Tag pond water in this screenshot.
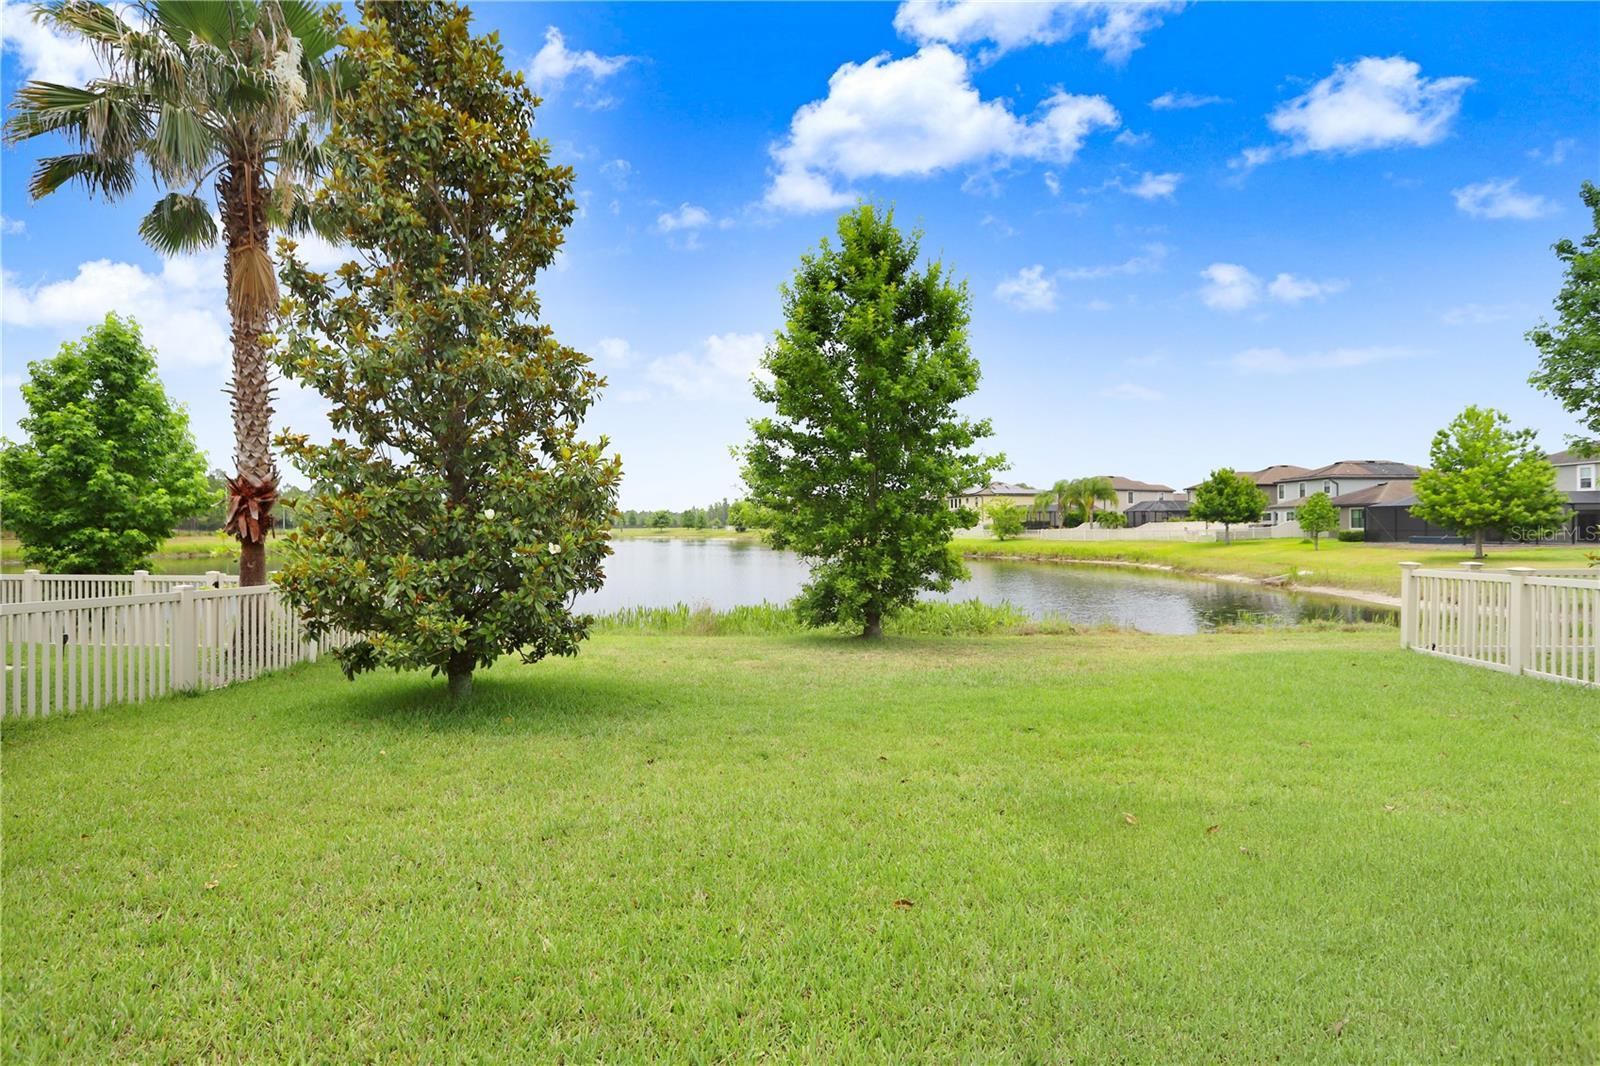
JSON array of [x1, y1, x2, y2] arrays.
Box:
[[12, 538, 1395, 633]]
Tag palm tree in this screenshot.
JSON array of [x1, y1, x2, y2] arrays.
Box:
[[1067, 476, 1118, 528], [5, 0, 342, 585], [1033, 479, 1074, 528]]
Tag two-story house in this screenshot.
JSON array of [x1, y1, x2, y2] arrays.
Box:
[[1264, 460, 1421, 531], [1101, 476, 1179, 514]]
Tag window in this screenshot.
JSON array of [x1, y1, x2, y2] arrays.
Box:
[[1323, 480, 1333, 494], [1581, 465, 1596, 490], [1298, 483, 1306, 498], [1128, 491, 1135, 504], [1350, 507, 1365, 530], [1277, 484, 1285, 501]]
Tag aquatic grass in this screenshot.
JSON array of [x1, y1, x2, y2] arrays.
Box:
[[593, 598, 1048, 637]]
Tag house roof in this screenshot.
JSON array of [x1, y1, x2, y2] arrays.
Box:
[[1300, 459, 1420, 480], [955, 481, 1038, 497], [1547, 450, 1597, 466], [1102, 476, 1174, 492], [1127, 499, 1191, 514], [1237, 464, 1312, 486], [1327, 481, 1419, 507]]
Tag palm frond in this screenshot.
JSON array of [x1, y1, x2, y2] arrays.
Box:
[[229, 241, 279, 319], [36, 0, 131, 48], [3, 81, 101, 143], [154, 0, 252, 54], [277, 0, 336, 61], [152, 101, 218, 182], [137, 191, 218, 254], [28, 152, 139, 199]]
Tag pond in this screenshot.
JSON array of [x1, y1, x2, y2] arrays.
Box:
[[15, 538, 1395, 633]]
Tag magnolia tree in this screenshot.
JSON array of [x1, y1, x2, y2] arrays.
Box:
[[273, 0, 621, 698], [741, 205, 1004, 637]]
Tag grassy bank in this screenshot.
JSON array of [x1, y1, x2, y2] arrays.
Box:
[[955, 536, 1597, 597], [608, 526, 761, 541], [1, 531, 238, 567], [4, 628, 1594, 1060]]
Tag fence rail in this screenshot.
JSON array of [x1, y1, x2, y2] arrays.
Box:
[[2, 572, 347, 720], [1400, 562, 1598, 686]]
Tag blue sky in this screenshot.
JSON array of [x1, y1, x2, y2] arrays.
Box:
[[2, 2, 1596, 509]]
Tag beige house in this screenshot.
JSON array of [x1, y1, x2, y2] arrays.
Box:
[[947, 482, 1043, 524], [1100, 476, 1178, 514], [1263, 460, 1420, 527]]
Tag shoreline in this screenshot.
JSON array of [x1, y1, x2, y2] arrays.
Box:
[[959, 550, 1403, 609]]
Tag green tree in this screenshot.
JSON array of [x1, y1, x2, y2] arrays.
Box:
[[740, 205, 1003, 638], [5, 0, 345, 586], [1413, 406, 1567, 559], [1190, 468, 1266, 544], [272, 0, 621, 698], [1294, 491, 1339, 550], [1068, 476, 1117, 528], [1093, 508, 1127, 530], [1033, 479, 1074, 528], [986, 501, 1025, 540], [0, 315, 210, 572], [1527, 181, 1600, 457], [728, 499, 774, 532], [651, 510, 674, 528]]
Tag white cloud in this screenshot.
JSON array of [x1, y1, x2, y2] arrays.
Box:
[[2, 253, 230, 368], [1200, 263, 1346, 310], [763, 46, 1119, 212], [1122, 170, 1181, 200], [1102, 382, 1163, 401], [593, 337, 635, 366], [600, 159, 632, 189], [1267, 56, 1473, 155], [1441, 303, 1524, 326], [1150, 90, 1228, 110], [0, 215, 24, 235], [1228, 145, 1276, 173], [1114, 129, 1151, 148], [1266, 272, 1347, 303], [646, 333, 768, 399], [893, 0, 1185, 64], [527, 26, 632, 104], [995, 265, 1057, 311], [1451, 178, 1557, 221], [1043, 171, 1061, 196], [1060, 243, 1167, 280], [655, 203, 712, 232], [1527, 138, 1576, 166], [1227, 345, 1418, 375], [0, 0, 103, 84], [1198, 263, 1261, 310]]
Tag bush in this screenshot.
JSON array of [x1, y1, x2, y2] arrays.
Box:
[[986, 501, 1026, 540], [1093, 510, 1127, 529], [1337, 529, 1366, 542]]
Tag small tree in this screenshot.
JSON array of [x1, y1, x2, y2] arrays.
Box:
[[1190, 468, 1266, 544], [1294, 491, 1339, 550], [1033, 480, 1073, 528], [0, 315, 210, 572], [273, 1, 621, 698], [1527, 181, 1599, 456], [740, 204, 1004, 638], [1068, 476, 1118, 528], [1413, 406, 1567, 559], [987, 501, 1026, 540], [651, 510, 674, 529]]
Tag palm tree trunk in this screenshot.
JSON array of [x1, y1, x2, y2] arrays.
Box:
[[219, 152, 279, 587]]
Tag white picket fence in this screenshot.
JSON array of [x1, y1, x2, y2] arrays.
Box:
[[1, 571, 348, 719], [1400, 562, 1599, 686]]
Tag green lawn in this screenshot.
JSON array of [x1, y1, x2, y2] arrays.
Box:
[[955, 536, 1598, 597], [1, 531, 238, 567], [4, 627, 1595, 1060]]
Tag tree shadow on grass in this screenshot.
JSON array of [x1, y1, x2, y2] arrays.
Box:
[[323, 658, 671, 736]]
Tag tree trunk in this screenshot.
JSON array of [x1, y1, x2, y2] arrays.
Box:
[[219, 151, 280, 587], [1223, 523, 1232, 544], [862, 606, 883, 639], [447, 652, 474, 699], [1474, 529, 1485, 560]]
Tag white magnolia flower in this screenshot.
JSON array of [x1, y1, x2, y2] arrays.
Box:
[[548, 542, 562, 555], [482, 509, 496, 521]]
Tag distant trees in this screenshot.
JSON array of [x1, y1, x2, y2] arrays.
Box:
[[1527, 181, 1599, 457], [740, 205, 1003, 638], [0, 316, 210, 572], [1068, 476, 1118, 528], [1413, 406, 1567, 559], [272, 0, 620, 698], [1190, 469, 1266, 544], [986, 501, 1026, 540], [5, 0, 345, 585], [1033, 480, 1073, 528], [1294, 492, 1339, 550]]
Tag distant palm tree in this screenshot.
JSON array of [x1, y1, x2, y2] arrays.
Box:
[[5, 0, 343, 585], [1067, 476, 1118, 528], [1033, 479, 1074, 528]]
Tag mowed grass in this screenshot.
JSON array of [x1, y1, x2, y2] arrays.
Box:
[[955, 535, 1598, 597], [4, 629, 1596, 1061]]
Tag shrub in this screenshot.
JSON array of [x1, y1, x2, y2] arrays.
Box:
[[986, 501, 1026, 540], [1337, 529, 1366, 542], [1094, 510, 1128, 529]]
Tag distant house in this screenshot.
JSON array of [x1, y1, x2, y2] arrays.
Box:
[[1347, 452, 1598, 543], [1126, 497, 1191, 527], [1263, 460, 1420, 528], [1548, 451, 1600, 541], [1101, 476, 1178, 514], [947, 482, 1042, 525]]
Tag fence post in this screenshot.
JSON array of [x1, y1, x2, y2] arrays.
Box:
[[172, 584, 197, 690], [1459, 561, 1483, 571], [21, 568, 40, 602], [133, 569, 150, 596], [205, 569, 222, 590], [1505, 567, 1533, 676], [1399, 562, 1421, 648]]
